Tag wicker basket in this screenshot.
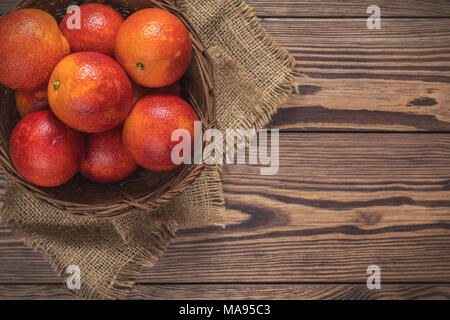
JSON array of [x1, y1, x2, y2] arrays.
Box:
[[0, 0, 216, 218]]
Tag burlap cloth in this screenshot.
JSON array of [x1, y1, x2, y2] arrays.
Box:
[[0, 0, 296, 299]]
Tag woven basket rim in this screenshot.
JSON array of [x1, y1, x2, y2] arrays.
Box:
[[0, 0, 216, 219]]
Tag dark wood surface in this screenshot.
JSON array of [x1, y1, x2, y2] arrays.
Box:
[[1, 284, 449, 300], [263, 18, 450, 131], [0, 0, 449, 299], [247, 0, 450, 18]]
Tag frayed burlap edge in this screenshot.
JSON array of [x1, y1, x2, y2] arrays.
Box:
[[176, 0, 298, 134], [228, 0, 297, 132]]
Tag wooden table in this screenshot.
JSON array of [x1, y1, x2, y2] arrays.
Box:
[[1, 0, 449, 300]]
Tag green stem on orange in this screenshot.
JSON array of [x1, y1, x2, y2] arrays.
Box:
[[53, 81, 60, 89], [136, 63, 144, 70]]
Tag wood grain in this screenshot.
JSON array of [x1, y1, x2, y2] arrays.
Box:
[[0, 284, 449, 300], [247, 0, 450, 17], [260, 18, 450, 131], [2, 0, 450, 18], [0, 134, 449, 283]]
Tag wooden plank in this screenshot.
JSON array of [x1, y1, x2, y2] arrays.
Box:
[[0, 134, 449, 283], [1, 0, 450, 18], [0, 283, 449, 300], [247, 0, 450, 17], [260, 18, 450, 131]]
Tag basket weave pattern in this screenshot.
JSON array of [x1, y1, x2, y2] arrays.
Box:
[[0, 0, 216, 218]]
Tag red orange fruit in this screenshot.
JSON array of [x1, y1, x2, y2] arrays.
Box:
[[48, 52, 133, 133], [80, 126, 138, 184], [9, 110, 84, 187], [15, 89, 49, 118], [0, 9, 70, 91], [123, 94, 198, 171], [114, 8, 192, 88], [60, 3, 124, 57]]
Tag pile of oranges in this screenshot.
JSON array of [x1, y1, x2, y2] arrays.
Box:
[[0, 3, 198, 187]]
